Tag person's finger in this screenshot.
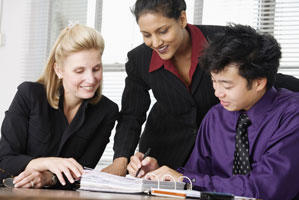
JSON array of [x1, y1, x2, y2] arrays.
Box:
[[67, 164, 82, 180], [141, 157, 153, 166], [129, 157, 142, 171], [63, 159, 83, 181], [13, 170, 31, 184], [18, 182, 33, 188], [60, 166, 75, 184], [142, 157, 159, 171], [53, 170, 66, 186], [14, 173, 35, 188], [32, 178, 42, 188], [136, 169, 145, 178], [70, 170, 81, 181], [29, 171, 43, 188], [134, 152, 144, 160], [126, 164, 135, 176], [68, 158, 83, 174], [145, 172, 158, 181]]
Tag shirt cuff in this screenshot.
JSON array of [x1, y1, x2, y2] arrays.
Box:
[[181, 169, 213, 191]]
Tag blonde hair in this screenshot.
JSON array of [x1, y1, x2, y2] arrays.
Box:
[[37, 24, 105, 109]]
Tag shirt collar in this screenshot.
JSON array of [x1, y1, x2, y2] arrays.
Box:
[[236, 87, 277, 128], [149, 24, 207, 72]]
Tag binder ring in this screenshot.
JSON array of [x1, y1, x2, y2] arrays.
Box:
[[178, 176, 192, 190], [161, 174, 176, 190], [145, 173, 160, 189]]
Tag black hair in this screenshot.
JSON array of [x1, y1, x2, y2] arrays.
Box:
[[132, 0, 186, 22], [200, 24, 281, 89]]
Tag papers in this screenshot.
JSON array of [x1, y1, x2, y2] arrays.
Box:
[[79, 169, 260, 200], [78, 168, 185, 194], [79, 169, 143, 193]]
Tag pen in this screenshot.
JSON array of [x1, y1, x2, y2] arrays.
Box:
[[135, 147, 151, 177]]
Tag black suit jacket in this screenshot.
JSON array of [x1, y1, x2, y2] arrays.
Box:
[[0, 82, 118, 182], [113, 25, 299, 169]]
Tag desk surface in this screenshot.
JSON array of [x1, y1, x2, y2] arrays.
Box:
[[0, 187, 182, 200], [0, 187, 257, 200]]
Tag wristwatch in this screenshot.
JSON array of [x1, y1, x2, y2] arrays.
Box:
[[51, 173, 58, 186]]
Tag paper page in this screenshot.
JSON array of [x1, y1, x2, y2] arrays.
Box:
[[80, 169, 185, 194], [80, 169, 144, 193]]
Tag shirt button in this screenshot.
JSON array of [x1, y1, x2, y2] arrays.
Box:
[[191, 178, 196, 182], [193, 129, 197, 135]]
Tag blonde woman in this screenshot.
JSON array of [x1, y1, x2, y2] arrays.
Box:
[[0, 24, 118, 189]]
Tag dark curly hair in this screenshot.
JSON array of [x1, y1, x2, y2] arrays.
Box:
[[200, 24, 281, 89], [132, 0, 186, 22]]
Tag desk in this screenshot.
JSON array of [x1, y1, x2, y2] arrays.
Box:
[[0, 187, 181, 200], [0, 187, 257, 200]]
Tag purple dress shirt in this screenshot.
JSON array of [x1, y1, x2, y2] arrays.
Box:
[[179, 87, 299, 200]]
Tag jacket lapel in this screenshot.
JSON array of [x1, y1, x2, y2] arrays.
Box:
[[190, 64, 208, 95], [57, 101, 87, 154], [159, 69, 195, 105]]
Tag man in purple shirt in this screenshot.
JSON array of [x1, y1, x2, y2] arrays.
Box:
[[142, 24, 299, 200]]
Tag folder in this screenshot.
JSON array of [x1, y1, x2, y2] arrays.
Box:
[[78, 168, 185, 194], [78, 168, 260, 200]]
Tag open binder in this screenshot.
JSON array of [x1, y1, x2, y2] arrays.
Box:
[[78, 168, 185, 194], [79, 168, 259, 200]]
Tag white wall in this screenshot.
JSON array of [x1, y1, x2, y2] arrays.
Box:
[[0, 0, 31, 125]]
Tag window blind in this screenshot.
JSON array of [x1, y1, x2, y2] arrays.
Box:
[[193, 0, 204, 24], [200, 0, 299, 78], [19, 0, 89, 82], [97, 71, 126, 167], [48, 0, 88, 53], [257, 0, 299, 77], [20, 0, 50, 82]]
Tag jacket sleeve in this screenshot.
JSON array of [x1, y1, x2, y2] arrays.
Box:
[[77, 102, 119, 168], [0, 83, 34, 178], [181, 111, 299, 200], [113, 47, 151, 160]]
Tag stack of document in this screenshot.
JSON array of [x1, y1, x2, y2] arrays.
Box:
[[79, 168, 185, 193], [79, 169, 259, 200]]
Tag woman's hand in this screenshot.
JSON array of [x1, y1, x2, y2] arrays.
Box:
[[25, 157, 83, 186], [13, 169, 53, 188], [127, 152, 159, 178], [101, 157, 128, 176]]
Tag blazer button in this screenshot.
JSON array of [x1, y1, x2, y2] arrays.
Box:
[[191, 178, 196, 182]]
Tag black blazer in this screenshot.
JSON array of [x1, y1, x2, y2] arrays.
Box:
[[0, 82, 118, 182], [113, 25, 299, 170]]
